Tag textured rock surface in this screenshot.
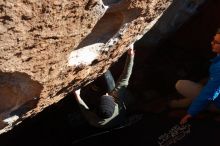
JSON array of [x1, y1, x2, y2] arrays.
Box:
[[0, 0, 174, 133]]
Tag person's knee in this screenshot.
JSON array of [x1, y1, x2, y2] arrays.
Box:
[[175, 80, 191, 93], [175, 80, 189, 92]]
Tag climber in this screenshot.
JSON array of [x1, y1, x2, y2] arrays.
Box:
[[73, 44, 135, 128]]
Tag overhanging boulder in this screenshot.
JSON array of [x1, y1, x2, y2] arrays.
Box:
[[0, 0, 206, 134]]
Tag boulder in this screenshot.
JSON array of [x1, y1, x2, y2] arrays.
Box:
[[0, 0, 206, 134]]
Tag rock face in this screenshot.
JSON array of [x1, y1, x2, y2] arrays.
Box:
[[0, 0, 207, 134]]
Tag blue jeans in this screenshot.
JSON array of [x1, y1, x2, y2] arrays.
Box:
[[103, 70, 115, 93]]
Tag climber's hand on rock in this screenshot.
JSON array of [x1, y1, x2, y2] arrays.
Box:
[[74, 89, 81, 96], [128, 44, 135, 56]]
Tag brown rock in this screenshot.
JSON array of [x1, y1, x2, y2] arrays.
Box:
[[0, 0, 173, 134]]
